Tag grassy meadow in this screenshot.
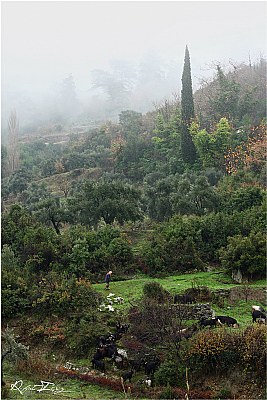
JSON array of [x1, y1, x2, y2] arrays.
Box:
[[93, 271, 266, 326], [3, 271, 266, 399]]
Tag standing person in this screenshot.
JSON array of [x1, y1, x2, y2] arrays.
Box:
[[105, 270, 112, 289]]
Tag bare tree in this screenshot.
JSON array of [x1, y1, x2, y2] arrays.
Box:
[[7, 110, 20, 174]]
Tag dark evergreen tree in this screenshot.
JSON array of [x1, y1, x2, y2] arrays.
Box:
[[181, 46, 197, 164]]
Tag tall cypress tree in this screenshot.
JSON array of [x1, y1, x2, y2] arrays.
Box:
[[181, 45, 197, 164]]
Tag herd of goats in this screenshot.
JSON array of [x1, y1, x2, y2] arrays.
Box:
[[89, 297, 266, 385]]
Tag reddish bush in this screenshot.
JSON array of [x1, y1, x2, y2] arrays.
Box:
[[57, 367, 215, 398]]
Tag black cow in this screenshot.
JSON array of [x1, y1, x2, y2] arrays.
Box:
[[216, 316, 239, 327], [199, 318, 217, 328], [252, 310, 267, 323]]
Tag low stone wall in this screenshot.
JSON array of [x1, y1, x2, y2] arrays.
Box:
[[173, 303, 215, 320]]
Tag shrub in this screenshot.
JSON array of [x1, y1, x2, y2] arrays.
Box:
[[143, 281, 170, 303], [32, 273, 102, 316], [64, 316, 106, 357], [219, 231, 266, 279], [187, 328, 240, 375], [158, 383, 176, 399], [15, 350, 55, 380], [238, 324, 267, 380], [154, 360, 186, 388]]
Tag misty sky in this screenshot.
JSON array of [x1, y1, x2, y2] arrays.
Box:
[[1, 1, 266, 125]]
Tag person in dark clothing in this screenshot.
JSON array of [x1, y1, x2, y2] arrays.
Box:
[[105, 270, 112, 289]]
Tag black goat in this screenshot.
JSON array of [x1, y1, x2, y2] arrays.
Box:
[[92, 358, 106, 373], [116, 322, 130, 334], [144, 360, 160, 376], [121, 369, 133, 383], [129, 358, 144, 372]]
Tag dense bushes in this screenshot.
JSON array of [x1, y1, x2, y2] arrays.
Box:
[[32, 274, 102, 317], [239, 325, 267, 380], [154, 360, 187, 388], [219, 231, 266, 279], [142, 281, 171, 303], [187, 327, 240, 375], [187, 325, 267, 379], [139, 203, 266, 278]]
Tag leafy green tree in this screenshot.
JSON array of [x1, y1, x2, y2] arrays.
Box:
[[212, 65, 240, 122], [30, 196, 68, 235], [20, 225, 60, 273], [222, 186, 265, 213], [60, 223, 133, 278], [1, 205, 34, 250], [219, 231, 266, 279], [19, 181, 49, 206], [69, 179, 143, 226], [5, 168, 32, 196], [194, 60, 266, 128], [144, 176, 174, 221], [40, 158, 57, 177], [172, 173, 219, 216], [192, 117, 234, 170], [198, 204, 266, 262], [140, 215, 204, 275], [1, 245, 30, 319], [180, 46, 197, 164], [68, 238, 90, 277]]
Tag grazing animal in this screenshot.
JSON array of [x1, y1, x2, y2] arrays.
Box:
[[145, 376, 152, 387], [116, 323, 130, 334], [216, 316, 239, 327], [113, 354, 124, 368], [252, 305, 266, 313], [121, 370, 133, 383], [92, 358, 106, 373], [104, 343, 117, 358], [93, 347, 105, 360], [199, 318, 218, 328], [130, 358, 143, 372], [252, 310, 266, 323], [144, 360, 160, 375]]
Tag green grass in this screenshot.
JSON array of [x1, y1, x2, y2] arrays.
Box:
[[3, 271, 266, 399], [3, 372, 125, 399], [93, 271, 266, 326]]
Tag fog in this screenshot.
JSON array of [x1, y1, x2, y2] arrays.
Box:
[[1, 1, 266, 133]]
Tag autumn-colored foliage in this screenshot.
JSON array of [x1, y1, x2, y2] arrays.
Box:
[[224, 123, 266, 174]]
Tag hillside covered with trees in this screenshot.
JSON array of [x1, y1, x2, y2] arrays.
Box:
[[1, 49, 266, 399]]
